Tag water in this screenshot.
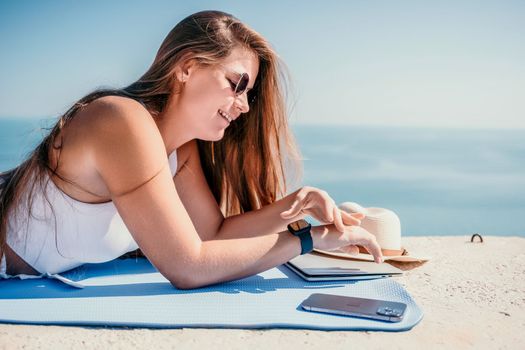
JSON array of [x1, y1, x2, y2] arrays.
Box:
[[294, 125, 525, 237], [1, 118, 524, 237]]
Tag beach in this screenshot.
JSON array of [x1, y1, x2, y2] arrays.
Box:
[[0, 235, 524, 349]]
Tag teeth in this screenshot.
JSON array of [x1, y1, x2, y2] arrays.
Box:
[[218, 109, 232, 122]]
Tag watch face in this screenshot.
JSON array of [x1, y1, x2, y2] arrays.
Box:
[[290, 219, 309, 231]]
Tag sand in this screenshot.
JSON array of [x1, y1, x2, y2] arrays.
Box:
[[1, 235, 524, 350]]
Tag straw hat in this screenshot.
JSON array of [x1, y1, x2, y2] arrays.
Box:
[[314, 202, 430, 263]]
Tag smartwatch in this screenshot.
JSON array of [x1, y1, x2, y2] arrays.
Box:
[[287, 219, 313, 255]]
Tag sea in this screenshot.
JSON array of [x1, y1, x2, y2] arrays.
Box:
[[1, 118, 524, 237]]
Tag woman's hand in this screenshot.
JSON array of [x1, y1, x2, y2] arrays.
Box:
[[280, 186, 364, 233], [311, 225, 384, 264]]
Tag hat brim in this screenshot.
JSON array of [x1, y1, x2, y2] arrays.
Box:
[[314, 249, 431, 263]]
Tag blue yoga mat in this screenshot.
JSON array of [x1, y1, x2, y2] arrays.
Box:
[[0, 258, 423, 331]]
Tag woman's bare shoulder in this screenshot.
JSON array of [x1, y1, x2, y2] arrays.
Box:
[[73, 95, 167, 196], [76, 95, 156, 134]]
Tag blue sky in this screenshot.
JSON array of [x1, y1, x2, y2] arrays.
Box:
[[0, 0, 523, 128]]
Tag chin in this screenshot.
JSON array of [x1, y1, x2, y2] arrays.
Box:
[[213, 131, 226, 141], [200, 130, 225, 142], [198, 118, 227, 141]]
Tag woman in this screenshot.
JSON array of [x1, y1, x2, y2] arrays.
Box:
[[0, 10, 382, 289]]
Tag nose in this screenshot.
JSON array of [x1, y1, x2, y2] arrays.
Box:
[[233, 92, 250, 114]]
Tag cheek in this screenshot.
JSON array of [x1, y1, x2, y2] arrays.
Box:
[[187, 73, 225, 105]]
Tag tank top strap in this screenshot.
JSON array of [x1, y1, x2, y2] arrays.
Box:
[[168, 149, 178, 177]]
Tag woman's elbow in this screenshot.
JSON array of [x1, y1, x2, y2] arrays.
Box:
[[169, 276, 201, 290], [166, 260, 205, 290], [165, 243, 204, 289]]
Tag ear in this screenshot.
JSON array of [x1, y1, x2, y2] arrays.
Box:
[[174, 57, 198, 83]]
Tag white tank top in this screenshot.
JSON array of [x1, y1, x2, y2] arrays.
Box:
[[4, 149, 178, 275]]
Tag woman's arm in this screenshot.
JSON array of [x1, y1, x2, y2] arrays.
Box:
[[89, 97, 380, 290], [172, 140, 299, 241], [174, 137, 364, 243], [214, 189, 300, 240], [215, 186, 365, 241], [192, 226, 321, 286], [192, 223, 380, 288]]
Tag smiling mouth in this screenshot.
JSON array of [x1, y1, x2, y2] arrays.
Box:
[[218, 109, 232, 123]]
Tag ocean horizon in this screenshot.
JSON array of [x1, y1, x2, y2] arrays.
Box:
[[1, 117, 524, 237]]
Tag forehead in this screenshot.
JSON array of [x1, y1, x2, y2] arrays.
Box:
[[220, 47, 259, 81]]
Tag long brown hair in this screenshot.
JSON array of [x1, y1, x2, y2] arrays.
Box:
[[0, 10, 302, 261]]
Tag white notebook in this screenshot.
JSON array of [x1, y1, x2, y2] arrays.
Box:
[[285, 252, 403, 281]]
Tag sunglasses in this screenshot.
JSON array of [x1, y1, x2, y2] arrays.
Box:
[[223, 69, 257, 105]]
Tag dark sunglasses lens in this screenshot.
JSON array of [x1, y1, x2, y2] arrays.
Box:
[[235, 73, 249, 95]]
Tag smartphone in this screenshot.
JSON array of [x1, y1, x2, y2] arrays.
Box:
[[300, 293, 407, 322]]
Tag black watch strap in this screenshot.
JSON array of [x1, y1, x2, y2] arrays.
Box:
[[287, 219, 313, 255]]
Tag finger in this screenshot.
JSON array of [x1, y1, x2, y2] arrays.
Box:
[[333, 206, 345, 233], [321, 203, 334, 224], [363, 237, 383, 264], [340, 211, 361, 226], [352, 212, 366, 220]]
